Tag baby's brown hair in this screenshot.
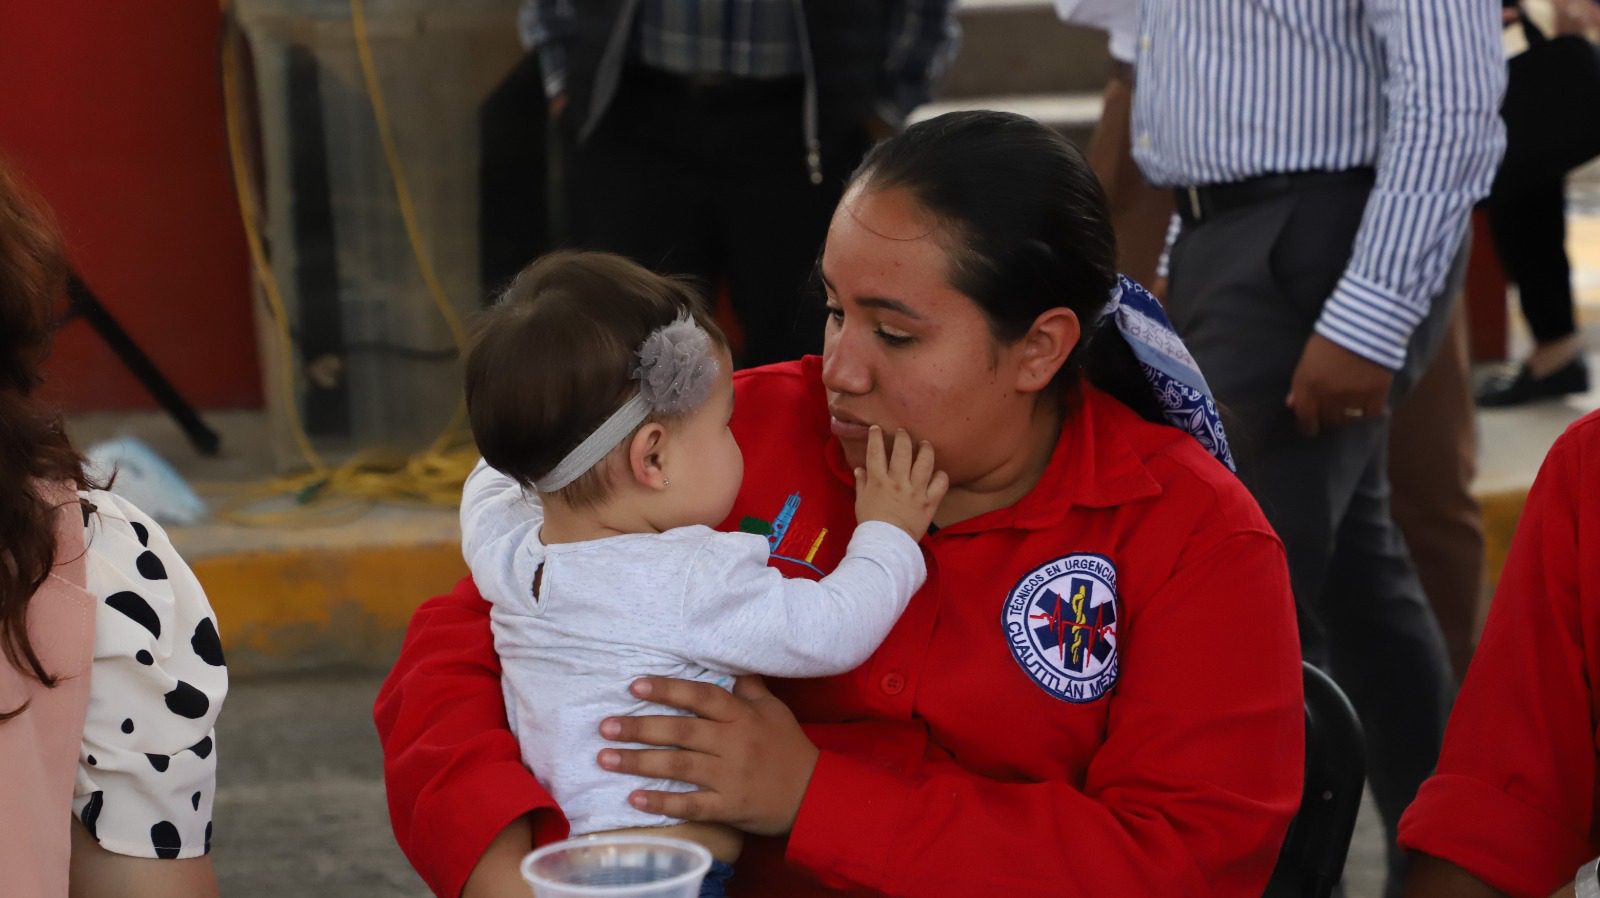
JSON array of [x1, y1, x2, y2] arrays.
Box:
[[465, 251, 727, 507]]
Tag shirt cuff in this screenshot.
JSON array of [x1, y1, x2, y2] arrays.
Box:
[[1398, 773, 1592, 898], [1107, 28, 1137, 64], [1313, 272, 1426, 371], [785, 750, 908, 893]]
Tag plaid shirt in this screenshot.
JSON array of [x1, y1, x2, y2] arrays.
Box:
[[632, 0, 805, 80], [521, 0, 957, 120]]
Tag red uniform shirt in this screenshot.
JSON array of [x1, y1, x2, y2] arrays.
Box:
[[1398, 410, 1600, 898], [376, 357, 1304, 897]]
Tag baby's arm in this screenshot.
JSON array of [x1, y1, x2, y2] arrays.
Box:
[[460, 459, 546, 608], [679, 428, 946, 676], [678, 524, 926, 677]]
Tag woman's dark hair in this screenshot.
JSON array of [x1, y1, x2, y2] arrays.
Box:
[[849, 110, 1169, 424], [465, 251, 728, 508], [0, 159, 97, 721]]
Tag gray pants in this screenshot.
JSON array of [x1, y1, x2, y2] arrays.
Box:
[[1165, 174, 1463, 898]]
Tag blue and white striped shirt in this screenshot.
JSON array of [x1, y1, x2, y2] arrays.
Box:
[[1131, 0, 1507, 370]]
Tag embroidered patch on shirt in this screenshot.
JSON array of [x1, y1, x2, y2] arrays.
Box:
[[1002, 554, 1120, 703], [744, 492, 829, 576]]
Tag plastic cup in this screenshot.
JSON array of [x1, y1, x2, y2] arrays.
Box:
[[520, 835, 713, 898]]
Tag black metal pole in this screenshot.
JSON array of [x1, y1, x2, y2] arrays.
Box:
[[64, 274, 222, 456]]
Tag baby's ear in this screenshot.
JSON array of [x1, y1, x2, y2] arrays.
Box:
[[626, 422, 670, 490]]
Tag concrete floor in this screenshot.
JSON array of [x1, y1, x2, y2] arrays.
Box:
[[212, 671, 430, 897]]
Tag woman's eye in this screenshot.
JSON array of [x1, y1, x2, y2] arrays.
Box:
[[826, 305, 909, 346]]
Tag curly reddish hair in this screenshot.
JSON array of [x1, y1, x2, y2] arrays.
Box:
[[0, 158, 97, 721]]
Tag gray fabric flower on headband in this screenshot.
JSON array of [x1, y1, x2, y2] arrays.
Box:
[[633, 312, 718, 415]]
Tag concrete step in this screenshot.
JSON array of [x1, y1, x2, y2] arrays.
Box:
[[943, 0, 1111, 99]]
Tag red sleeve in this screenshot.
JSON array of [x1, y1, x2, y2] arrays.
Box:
[[785, 531, 1305, 896], [373, 577, 569, 897], [1398, 420, 1596, 898]]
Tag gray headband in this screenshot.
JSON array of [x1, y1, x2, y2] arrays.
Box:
[[534, 312, 719, 492]]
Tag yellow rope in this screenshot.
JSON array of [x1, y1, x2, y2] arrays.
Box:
[[215, 0, 480, 524], [347, 0, 473, 456], [219, 9, 326, 479]]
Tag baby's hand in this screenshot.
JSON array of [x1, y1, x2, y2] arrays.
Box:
[[853, 426, 949, 541]]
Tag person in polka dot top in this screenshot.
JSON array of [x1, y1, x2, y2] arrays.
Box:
[[0, 159, 228, 896]]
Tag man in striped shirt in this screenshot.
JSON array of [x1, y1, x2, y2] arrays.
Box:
[[519, 0, 958, 367], [1131, 1, 1506, 894]]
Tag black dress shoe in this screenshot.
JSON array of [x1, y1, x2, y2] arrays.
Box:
[[1476, 356, 1591, 407]]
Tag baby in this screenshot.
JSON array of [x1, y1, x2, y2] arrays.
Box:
[[459, 251, 946, 897]]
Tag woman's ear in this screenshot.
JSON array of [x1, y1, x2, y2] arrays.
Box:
[[627, 422, 670, 490], [1014, 307, 1080, 393]]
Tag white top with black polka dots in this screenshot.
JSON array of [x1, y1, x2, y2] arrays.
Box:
[[69, 490, 228, 860]]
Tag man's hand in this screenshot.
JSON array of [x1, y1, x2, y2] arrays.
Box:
[[1285, 332, 1393, 437], [1554, 0, 1600, 34]]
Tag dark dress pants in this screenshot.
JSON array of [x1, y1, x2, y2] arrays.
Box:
[[1487, 176, 1577, 344], [566, 68, 866, 367], [1165, 175, 1463, 898]]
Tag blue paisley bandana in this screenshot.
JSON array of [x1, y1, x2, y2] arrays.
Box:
[[1105, 275, 1237, 472]]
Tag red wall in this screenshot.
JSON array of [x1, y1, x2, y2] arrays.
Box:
[[0, 1, 262, 411]]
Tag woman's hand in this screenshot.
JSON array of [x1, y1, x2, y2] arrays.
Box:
[[597, 675, 819, 837]]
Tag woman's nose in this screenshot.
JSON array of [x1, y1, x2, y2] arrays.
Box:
[[821, 326, 871, 396]]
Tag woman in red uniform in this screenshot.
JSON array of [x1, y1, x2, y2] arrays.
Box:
[[375, 111, 1304, 897], [1399, 409, 1600, 898]]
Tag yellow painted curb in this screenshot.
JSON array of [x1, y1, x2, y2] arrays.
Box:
[[192, 542, 467, 675], [1479, 487, 1529, 605]]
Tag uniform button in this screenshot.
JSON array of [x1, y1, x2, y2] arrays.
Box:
[[1137, 133, 1152, 149], [1140, 34, 1152, 49], [880, 672, 906, 695]]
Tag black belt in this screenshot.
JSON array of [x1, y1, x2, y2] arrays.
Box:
[[1174, 168, 1375, 226], [627, 66, 804, 103]]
